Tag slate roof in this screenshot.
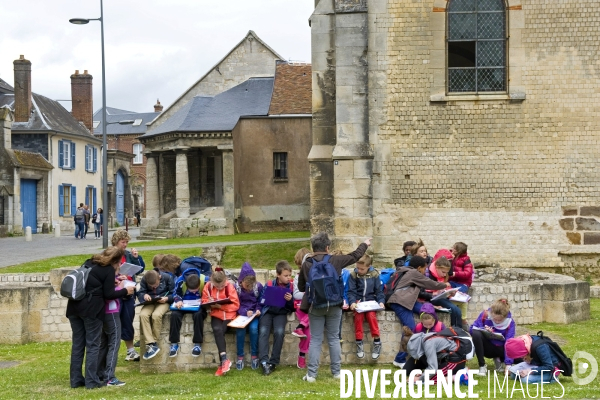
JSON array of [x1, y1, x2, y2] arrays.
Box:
[[143, 77, 275, 137], [0, 79, 97, 140], [93, 109, 160, 136], [268, 62, 312, 115], [12, 149, 53, 169]]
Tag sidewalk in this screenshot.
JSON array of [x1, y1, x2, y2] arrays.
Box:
[[0, 229, 309, 268]]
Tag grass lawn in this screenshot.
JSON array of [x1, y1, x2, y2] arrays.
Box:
[[0, 300, 598, 399], [133, 231, 310, 247], [0, 241, 311, 274]]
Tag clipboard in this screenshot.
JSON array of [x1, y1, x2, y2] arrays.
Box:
[[202, 298, 232, 307], [472, 326, 505, 341], [431, 288, 458, 302], [170, 299, 201, 312], [259, 285, 291, 308], [135, 292, 169, 307], [227, 314, 257, 329]]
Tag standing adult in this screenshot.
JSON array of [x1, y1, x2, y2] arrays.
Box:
[[66, 246, 134, 389], [83, 205, 91, 239], [111, 229, 146, 361], [74, 203, 86, 239], [92, 208, 103, 239], [298, 232, 371, 382], [135, 208, 141, 227]]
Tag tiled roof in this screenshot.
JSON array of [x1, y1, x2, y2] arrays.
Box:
[[93, 109, 160, 136], [143, 77, 274, 137], [268, 61, 312, 115], [12, 149, 53, 169]]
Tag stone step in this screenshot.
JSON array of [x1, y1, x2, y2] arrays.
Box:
[[136, 235, 168, 240]]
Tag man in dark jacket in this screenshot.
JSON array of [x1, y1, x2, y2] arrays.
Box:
[[298, 232, 371, 382]]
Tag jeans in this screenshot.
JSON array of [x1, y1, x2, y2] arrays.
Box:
[[68, 315, 104, 389], [510, 370, 559, 384], [307, 306, 343, 378], [258, 312, 288, 365], [431, 298, 462, 327], [389, 301, 423, 363], [450, 282, 469, 293], [74, 222, 85, 239], [236, 317, 259, 357], [94, 223, 101, 237], [98, 312, 121, 382]]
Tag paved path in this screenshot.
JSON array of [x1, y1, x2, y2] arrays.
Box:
[[0, 229, 309, 268]]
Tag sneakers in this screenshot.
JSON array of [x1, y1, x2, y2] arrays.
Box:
[[333, 374, 341, 379], [143, 344, 160, 360], [125, 349, 140, 362], [134, 340, 140, 347], [297, 355, 307, 369], [292, 328, 307, 338], [302, 374, 316, 383], [462, 321, 470, 332], [478, 365, 488, 376], [393, 361, 405, 368], [106, 378, 126, 387], [356, 341, 365, 359], [372, 341, 382, 360], [221, 359, 232, 374], [262, 362, 273, 376], [494, 358, 505, 373], [251, 357, 260, 370], [169, 344, 179, 358], [236, 358, 244, 370], [192, 344, 202, 357], [215, 365, 224, 377]]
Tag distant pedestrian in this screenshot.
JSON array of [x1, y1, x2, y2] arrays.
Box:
[[135, 208, 141, 227], [83, 205, 91, 239], [92, 208, 103, 239], [74, 203, 85, 239]]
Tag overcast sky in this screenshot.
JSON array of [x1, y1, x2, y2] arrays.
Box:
[[0, 0, 313, 113]]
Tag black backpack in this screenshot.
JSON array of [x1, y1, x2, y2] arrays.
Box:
[[425, 326, 475, 363], [530, 331, 573, 377], [383, 268, 409, 303]]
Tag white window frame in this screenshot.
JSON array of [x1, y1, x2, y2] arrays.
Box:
[[133, 143, 143, 164], [63, 142, 71, 168], [86, 146, 94, 171]]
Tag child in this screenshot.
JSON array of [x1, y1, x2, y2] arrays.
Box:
[[388, 256, 448, 368], [404, 239, 432, 266], [449, 242, 474, 330], [505, 334, 563, 384], [292, 248, 311, 369], [402, 303, 446, 375], [394, 240, 417, 267], [202, 267, 240, 376], [427, 256, 463, 328], [98, 264, 130, 386], [470, 298, 515, 376], [169, 273, 207, 358], [348, 254, 385, 360], [258, 260, 295, 375], [235, 262, 263, 370], [137, 268, 175, 360]]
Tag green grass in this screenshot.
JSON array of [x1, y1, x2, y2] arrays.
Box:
[[0, 300, 599, 399], [133, 230, 310, 247]]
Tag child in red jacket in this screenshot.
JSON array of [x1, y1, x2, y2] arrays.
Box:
[[449, 242, 473, 330]]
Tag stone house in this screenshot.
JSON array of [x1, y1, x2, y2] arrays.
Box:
[[309, 0, 600, 275], [92, 104, 162, 226], [139, 60, 312, 237], [0, 56, 102, 235]]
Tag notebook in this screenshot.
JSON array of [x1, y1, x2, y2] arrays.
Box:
[[259, 285, 291, 308]]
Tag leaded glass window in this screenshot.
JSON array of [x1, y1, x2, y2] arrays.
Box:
[[447, 0, 506, 93]]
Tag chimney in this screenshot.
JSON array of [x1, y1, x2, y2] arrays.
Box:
[[13, 55, 32, 123], [154, 99, 163, 112], [71, 69, 93, 131]]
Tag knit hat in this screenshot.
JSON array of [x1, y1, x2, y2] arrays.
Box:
[[238, 262, 256, 283], [505, 336, 530, 359], [419, 302, 438, 323]]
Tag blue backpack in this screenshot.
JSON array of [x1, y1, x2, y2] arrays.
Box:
[[306, 255, 344, 309], [379, 268, 396, 286], [174, 267, 207, 295], [178, 256, 212, 277]]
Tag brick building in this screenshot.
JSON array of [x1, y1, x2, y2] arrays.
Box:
[[93, 104, 161, 226], [309, 0, 600, 274]]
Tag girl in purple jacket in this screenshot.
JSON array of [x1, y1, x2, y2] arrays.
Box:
[[470, 298, 516, 376], [235, 262, 263, 370]]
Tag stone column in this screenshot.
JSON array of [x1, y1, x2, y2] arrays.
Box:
[[175, 149, 190, 218], [200, 154, 207, 204], [145, 153, 160, 226], [219, 145, 234, 231]]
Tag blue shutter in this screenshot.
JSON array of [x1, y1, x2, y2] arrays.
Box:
[[93, 147, 98, 172], [71, 142, 76, 170], [85, 145, 90, 172], [85, 187, 89, 208], [93, 187, 97, 211], [58, 185, 64, 216], [58, 140, 64, 168], [71, 186, 76, 215]]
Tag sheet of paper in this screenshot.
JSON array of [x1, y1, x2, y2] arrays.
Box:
[[182, 299, 200, 307], [355, 300, 385, 313], [122, 280, 136, 288], [509, 362, 536, 375], [119, 262, 143, 277], [449, 291, 471, 303], [227, 314, 257, 328], [431, 288, 459, 301]]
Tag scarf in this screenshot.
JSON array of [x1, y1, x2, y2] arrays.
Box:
[[492, 316, 512, 331]]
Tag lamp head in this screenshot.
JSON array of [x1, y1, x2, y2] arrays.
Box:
[[69, 18, 90, 25]]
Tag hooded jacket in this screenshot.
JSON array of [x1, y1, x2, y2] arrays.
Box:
[[450, 253, 473, 287], [137, 269, 175, 304], [347, 267, 385, 304], [202, 281, 240, 320], [236, 262, 263, 316], [387, 267, 447, 309], [414, 302, 446, 333], [470, 309, 516, 365]]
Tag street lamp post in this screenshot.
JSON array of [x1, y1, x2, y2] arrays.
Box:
[[70, 0, 110, 247]]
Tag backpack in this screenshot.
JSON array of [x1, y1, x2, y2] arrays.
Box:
[[179, 256, 212, 277], [425, 326, 475, 363], [60, 260, 99, 301], [383, 268, 409, 303], [175, 267, 206, 296], [306, 255, 344, 309], [91, 213, 98, 224], [379, 268, 396, 286], [530, 331, 573, 377], [74, 208, 85, 223]]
